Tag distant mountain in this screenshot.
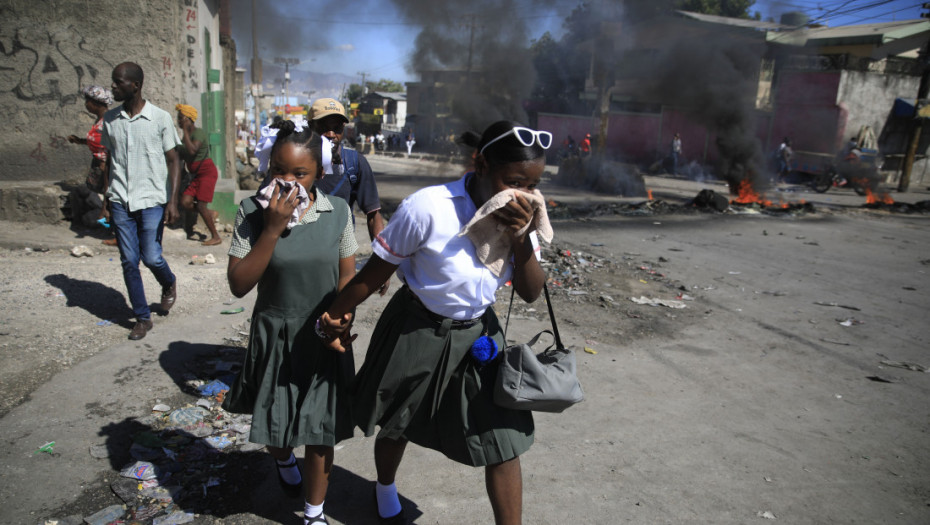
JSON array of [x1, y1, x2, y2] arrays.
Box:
[[242, 62, 357, 102]]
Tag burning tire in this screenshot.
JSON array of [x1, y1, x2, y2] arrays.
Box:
[[811, 170, 833, 193]]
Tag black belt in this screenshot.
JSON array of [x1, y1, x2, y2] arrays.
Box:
[[405, 286, 481, 329]]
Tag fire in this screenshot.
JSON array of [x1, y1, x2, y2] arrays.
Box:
[[647, 189, 654, 201], [732, 180, 772, 207], [865, 188, 894, 205]]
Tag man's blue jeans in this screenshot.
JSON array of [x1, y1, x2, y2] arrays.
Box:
[[110, 202, 176, 321]]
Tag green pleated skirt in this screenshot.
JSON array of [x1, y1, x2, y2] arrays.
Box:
[[353, 286, 534, 467], [222, 304, 356, 448]]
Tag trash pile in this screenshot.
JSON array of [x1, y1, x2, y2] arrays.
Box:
[[43, 346, 262, 525]]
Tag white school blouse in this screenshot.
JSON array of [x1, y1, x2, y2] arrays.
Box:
[[372, 173, 540, 321]]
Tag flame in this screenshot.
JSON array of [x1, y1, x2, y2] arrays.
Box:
[[647, 189, 654, 201], [732, 180, 772, 206], [865, 188, 894, 205]]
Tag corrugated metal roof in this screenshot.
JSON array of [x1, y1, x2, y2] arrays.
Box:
[[373, 91, 406, 101], [804, 19, 930, 46], [675, 10, 789, 31]]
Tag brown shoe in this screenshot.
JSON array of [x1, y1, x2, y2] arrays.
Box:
[[160, 281, 177, 313], [102, 238, 118, 246], [128, 319, 153, 340]]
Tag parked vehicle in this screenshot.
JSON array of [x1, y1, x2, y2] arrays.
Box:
[[809, 147, 880, 195]]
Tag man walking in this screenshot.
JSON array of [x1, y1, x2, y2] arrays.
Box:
[[310, 98, 390, 295], [101, 62, 181, 340]]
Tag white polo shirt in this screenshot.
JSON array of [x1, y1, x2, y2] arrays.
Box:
[[373, 174, 539, 321]]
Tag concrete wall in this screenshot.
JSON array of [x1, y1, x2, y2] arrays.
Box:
[[0, 0, 226, 184]]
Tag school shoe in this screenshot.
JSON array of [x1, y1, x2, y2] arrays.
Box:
[[275, 457, 303, 498], [128, 319, 153, 340], [305, 514, 329, 524], [160, 281, 177, 313]]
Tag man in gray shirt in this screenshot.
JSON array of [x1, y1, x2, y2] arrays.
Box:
[[101, 62, 182, 340]]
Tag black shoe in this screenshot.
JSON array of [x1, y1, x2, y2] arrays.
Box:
[[275, 456, 302, 498], [305, 514, 328, 524], [373, 485, 407, 525], [128, 319, 153, 340]]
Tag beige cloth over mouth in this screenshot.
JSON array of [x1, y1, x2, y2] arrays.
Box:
[[459, 188, 553, 277]]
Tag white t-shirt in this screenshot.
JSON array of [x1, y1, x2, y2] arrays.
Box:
[[372, 174, 539, 320]]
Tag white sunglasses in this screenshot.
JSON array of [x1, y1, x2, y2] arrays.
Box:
[[479, 126, 553, 156]]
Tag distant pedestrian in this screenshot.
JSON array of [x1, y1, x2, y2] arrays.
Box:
[[671, 133, 682, 174], [100, 62, 181, 340], [778, 138, 792, 184], [175, 103, 221, 246], [67, 85, 115, 243], [405, 132, 415, 155], [579, 133, 591, 157], [222, 121, 357, 525]]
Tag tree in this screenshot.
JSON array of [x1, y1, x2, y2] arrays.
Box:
[[346, 83, 364, 103], [675, 0, 756, 19], [372, 79, 405, 92]]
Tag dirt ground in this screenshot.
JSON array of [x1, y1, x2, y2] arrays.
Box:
[[1, 157, 929, 524]]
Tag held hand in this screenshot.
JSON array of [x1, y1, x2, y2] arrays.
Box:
[[318, 312, 355, 353], [492, 193, 537, 242], [67, 135, 81, 144], [264, 184, 298, 234]]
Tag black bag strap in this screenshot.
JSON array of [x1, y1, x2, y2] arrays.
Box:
[[504, 283, 565, 351]]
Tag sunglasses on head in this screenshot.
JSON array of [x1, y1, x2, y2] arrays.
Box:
[[479, 126, 553, 156]]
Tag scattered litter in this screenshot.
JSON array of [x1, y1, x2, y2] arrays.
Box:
[[33, 441, 55, 455], [814, 301, 861, 311], [599, 294, 615, 303], [629, 296, 687, 309], [166, 406, 208, 426], [221, 307, 245, 315], [223, 298, 237, 305], [568, 291, 587, 296], [728, 271, 741, 275], [132, 504, 164, 520], [675, 293, 694, 301], [119, 460, 159, 480], [866, 375, 895, 383], [902, 286, 916, 291], [197, 379, 230, 396], [584, 347, 597, 355], [204, 253, 217, 264], [205, 435, 234, 450], [152, 403, 171, 412], [70, 245, 94, 257], [95, 320, 113, 327], [153, 511, 195, 525], [83, 505, 125, 525], [195, 398, 212, 409], [838, 318, 864, 327], [756, 510, 777, 520], [590, 243, 604, 246], [880, 360, 929, 373]]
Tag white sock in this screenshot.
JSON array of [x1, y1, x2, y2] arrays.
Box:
[[275, 453, 301, 485], [304, 500, 324, 523], [376, 481, 402, 518]]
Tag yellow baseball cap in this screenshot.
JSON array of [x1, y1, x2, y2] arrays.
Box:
[[310, 98, 348, 122]]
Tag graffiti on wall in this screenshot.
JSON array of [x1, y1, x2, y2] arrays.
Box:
[[182, 1, 200, 91], [0, 22, 113, 106]]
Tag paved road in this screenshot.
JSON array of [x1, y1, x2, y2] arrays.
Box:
[[0, 156, 928, 524]]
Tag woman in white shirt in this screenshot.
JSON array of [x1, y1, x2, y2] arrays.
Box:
[[319, 121, 551, 525]]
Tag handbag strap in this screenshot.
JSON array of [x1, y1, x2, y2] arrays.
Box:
[[504, 282, 565, 351]]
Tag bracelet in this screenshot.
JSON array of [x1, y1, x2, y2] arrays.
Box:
[[314, 317, 332, 340]]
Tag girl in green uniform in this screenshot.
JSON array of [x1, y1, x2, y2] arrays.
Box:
[[222, 121, 357, 525], [319, 121, 551, 525]]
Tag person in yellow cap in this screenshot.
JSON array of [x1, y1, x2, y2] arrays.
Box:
[[176, 103, 221, 245]]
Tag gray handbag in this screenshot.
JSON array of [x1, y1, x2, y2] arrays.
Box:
[[494, 284, 585, 413]]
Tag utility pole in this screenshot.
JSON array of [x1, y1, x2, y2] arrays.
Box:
[[358, 71, 368, 95], [463, 15, 477, 74], [250, 0, 262, 134], [275, 57, 300, 114], [899, 3, 930, 192]]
